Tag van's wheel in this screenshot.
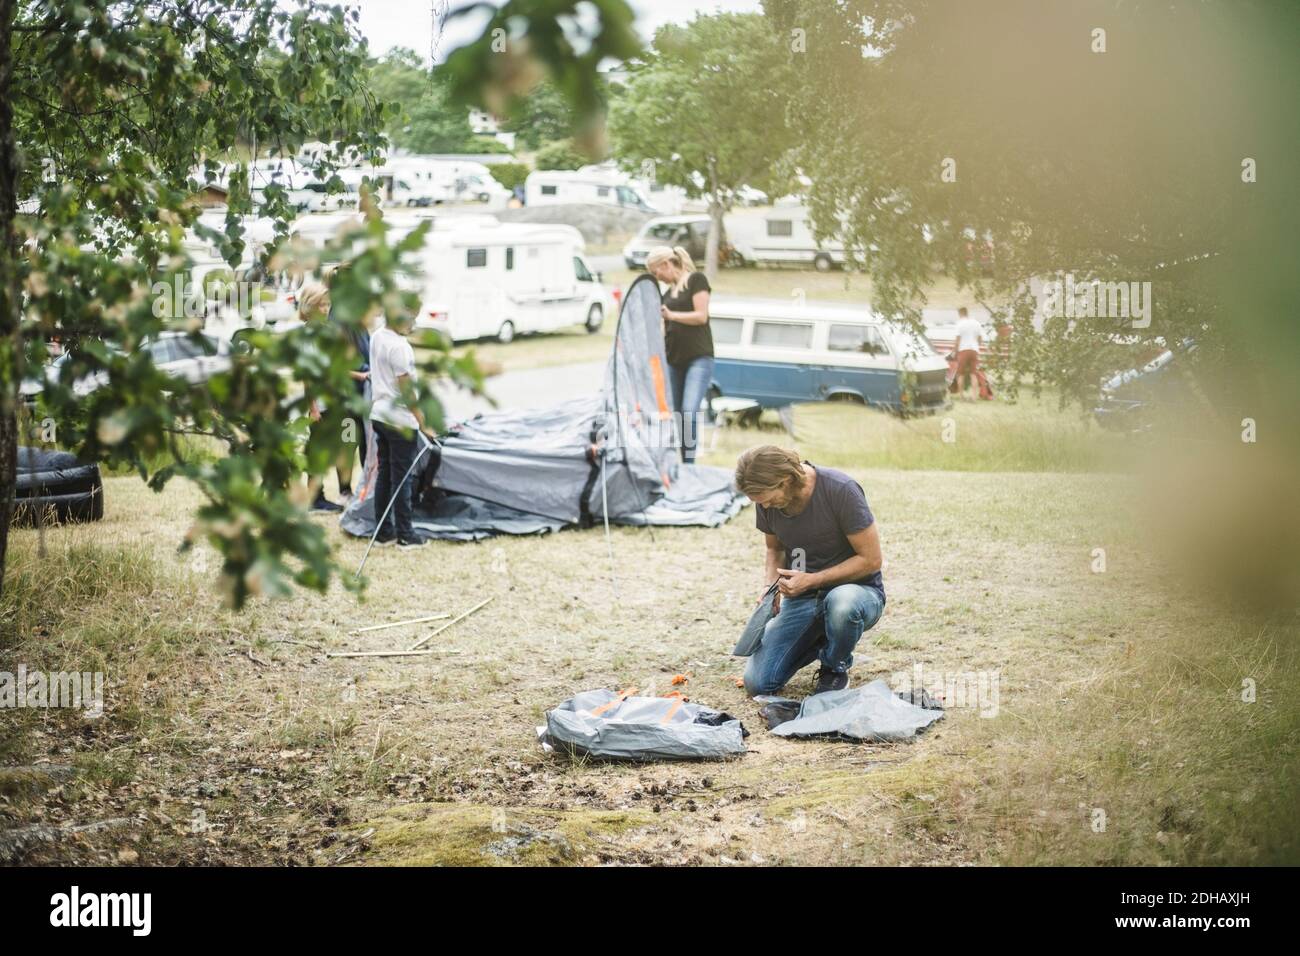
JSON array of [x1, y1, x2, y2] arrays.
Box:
[[496, 320, 515, 344], [737, 405, 763, 428], [828, 392, 866, 406], [727, 250, 746, 268], [585, 304, 604, 334], [813, 253, 833, 272]]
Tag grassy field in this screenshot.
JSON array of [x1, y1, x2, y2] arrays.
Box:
[[2, 387, 1295, 866]]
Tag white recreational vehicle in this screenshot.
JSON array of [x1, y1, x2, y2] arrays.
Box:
[[281, 213, 612, 344], [409, 220, 612, 343], [733, 203, 847, 271], [524, 168, 656, 212], [385, 157, 510, 207]]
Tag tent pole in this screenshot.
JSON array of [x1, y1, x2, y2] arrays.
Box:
[[608, 278, 659, 544], [600, 450, 618, 598], [354, 432, 433, 579]]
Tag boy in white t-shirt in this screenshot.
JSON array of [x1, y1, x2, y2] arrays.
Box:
[[951, 306, 984, 400], [369, 313, 433, 547]]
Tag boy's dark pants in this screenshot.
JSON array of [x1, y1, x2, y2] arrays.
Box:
[[373, 420, 417, 540]]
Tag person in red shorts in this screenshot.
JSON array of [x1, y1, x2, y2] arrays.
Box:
[[950, 306, 984, 400]]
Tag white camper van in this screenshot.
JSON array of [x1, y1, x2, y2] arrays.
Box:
[[386, 157, 509, 207], [524, 169, 656, 212], [272, 214, 607, 344], [734, 204, 847, 271], [410, 221, 612, 343]]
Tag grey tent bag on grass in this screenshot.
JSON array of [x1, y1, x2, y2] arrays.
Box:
[[538, 689, 748, 762], [767, 679, 944, 742]]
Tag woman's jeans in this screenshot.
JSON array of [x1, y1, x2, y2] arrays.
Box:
[[372, 420, 417, 540], [743, 583, 885, 696], [669, 356, 715, 464]]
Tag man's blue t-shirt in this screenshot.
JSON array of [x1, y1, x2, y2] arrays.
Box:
[[754, 464, 884, 600]]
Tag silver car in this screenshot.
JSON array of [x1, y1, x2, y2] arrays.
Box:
[[22, 332, 232, 403]]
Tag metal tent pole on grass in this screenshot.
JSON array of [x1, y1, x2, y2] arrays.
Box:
[[600, 448, 618, 598]]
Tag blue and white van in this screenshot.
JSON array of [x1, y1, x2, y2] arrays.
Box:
[[707, 297, 951, 414]]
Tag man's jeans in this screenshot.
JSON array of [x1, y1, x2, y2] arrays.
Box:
[[743, 583, 885, 696], [373, 420, 418, 540], [669, 356, 715, 464]]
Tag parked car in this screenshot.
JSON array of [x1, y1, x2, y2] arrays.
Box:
[[22, 332, 232, 404], [707, 297, 951, 415], [1094, 339, 1198, 430], [622, 215, 734, 269]]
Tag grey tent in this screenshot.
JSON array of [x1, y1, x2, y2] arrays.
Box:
[[340, 274, 747, 540]]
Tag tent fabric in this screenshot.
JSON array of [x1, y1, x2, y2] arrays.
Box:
[[538, 689, 747, 762], [733, 580, 779, 657], [13, 447, 104, 526], [339, 273, 747, 541], [765, 680, 945, 742], [612, 462, 747, 528]]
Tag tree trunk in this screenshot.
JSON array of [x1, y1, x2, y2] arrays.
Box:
[[704, 156, 721, 279], [0, 0, 19, 596]]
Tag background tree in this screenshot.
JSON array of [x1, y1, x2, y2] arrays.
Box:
[[498, 79, 608, 153], [534, 138, 587, 171], [607, 12, 795, 275], [0, 0, 639, 601], [763, 0, 1300, 415], [487, 161, 530, 192], [368, 47, 479, 154]]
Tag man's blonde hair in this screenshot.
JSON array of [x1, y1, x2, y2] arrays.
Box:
[[734, 445, 807, 497]]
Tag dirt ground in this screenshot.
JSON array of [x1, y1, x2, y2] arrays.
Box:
[[4, 423, 1192, 866]]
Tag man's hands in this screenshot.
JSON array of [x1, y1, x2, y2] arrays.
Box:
[[776, 568, 818, 599], [758, 568, 819, 616]]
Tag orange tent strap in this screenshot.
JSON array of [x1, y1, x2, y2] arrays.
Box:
[[648, 355, 671, 419], [659, 697, 684, 723], [589, 687, 637, 717]]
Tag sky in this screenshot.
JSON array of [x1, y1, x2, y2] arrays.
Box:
[[345, 0, 764, 64]]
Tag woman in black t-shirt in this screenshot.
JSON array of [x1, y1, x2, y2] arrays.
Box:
[[646, 245, 713, 464]]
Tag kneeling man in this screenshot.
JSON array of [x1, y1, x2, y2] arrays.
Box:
[[734, 446, 885, 696]]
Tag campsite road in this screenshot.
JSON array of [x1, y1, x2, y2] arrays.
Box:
[[435, 359, 607, 422]]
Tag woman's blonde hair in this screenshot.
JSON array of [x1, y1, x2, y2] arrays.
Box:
[[645, 245, 696, 294], [296, 281, 331, 319], [734, 445, 807, 498]]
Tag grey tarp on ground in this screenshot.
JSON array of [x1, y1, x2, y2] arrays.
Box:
[[340, 274, 748, 541], [538, 689, 747, 762], [768, 679, 945, 742]]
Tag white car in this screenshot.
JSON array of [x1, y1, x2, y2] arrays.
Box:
[[22, 332, 232, 403]]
